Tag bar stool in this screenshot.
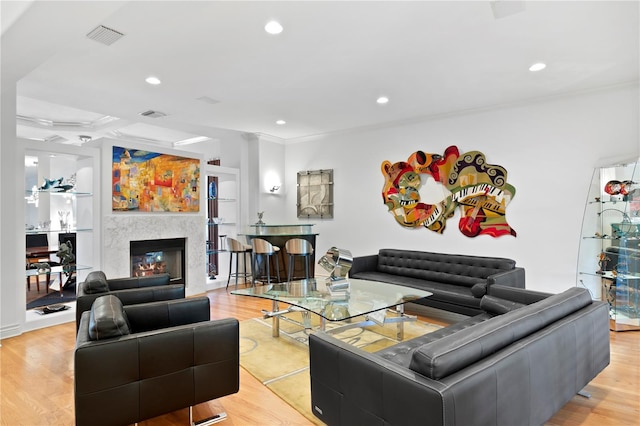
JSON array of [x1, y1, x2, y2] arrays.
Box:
[[226, 237, 252, 290], [285, 238, 314, 282], [251, 238, 282, 285]]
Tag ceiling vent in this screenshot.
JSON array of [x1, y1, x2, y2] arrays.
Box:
[[86, 25, 125, 46], [490, 1, 526, 19], [196, 96, 220, 105], [138, 110, 167, 119]]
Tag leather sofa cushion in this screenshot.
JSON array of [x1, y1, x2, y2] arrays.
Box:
[[409, 287, 592, 380], [479, 295, 525, 314], [107, 273, 171, 290], [376, 249, 516, 288], [111, 285, 185, 307], [89, 295, 131, 340], [124, 297, 210, 333], [376, 313, 492, 368], [351, 271, 481, 307], [471, 283, 487, 297], [83, 271, 110, 294]]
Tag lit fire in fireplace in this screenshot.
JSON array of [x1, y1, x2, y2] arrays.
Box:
[[132, 252, 167, 277], [130, 238, 185, 284]]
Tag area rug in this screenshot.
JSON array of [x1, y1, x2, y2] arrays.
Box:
[[239, 312, 441, 425], [26, 284, 76, 310]]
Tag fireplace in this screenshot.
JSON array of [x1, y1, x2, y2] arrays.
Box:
[[130, 238, 186, 284]]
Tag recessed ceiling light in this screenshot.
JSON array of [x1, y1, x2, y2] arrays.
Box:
[[265, 21, 283, 35], [276, 120, 286, 125], [529, 63, 546, 72], [376, 96, 389, 104], [145, 76, 161, 85]]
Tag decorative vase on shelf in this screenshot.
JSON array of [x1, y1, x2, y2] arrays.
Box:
[[208, 181, 217, 199]]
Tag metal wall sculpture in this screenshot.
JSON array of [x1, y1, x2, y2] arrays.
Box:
[[297, 169, 334, 218], [112, 146, 200, 212], [381, 145, 516, 237]]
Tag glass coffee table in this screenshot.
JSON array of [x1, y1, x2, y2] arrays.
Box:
[[231, 278, 431, 339]]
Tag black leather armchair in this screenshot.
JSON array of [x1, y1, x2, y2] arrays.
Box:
[[75, 270, 185, 330], [75, 295, 239, 426]]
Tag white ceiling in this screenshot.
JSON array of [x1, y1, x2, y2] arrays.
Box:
[[4, 1, 639, 147]]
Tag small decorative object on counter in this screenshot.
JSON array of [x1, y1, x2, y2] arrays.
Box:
[[256, 211, 265, 225]]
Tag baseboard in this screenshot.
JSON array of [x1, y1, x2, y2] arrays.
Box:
[[24, 305, 75, 333], [1, 323, 22, 339]]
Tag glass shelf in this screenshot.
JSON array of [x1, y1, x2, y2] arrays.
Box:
[[207, 197, 236, 202], [206, 249, 228, 255], [26, 189, 93, 196], [25, 263, 92, 277], [26, 228, 92, 234]]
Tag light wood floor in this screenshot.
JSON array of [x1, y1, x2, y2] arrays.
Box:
[[1, 287, 639, 425]]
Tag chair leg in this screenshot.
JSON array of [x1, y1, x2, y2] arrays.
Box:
[[226, 252, 233, 289], [287, 254, 294, 282], [243, 252, 250, 287], [266, 254, 271, 285], [252, 253, 260, 286], [189, 406, 227, 425], [304, 255, 309, 280], [235, 251, 240, 289]]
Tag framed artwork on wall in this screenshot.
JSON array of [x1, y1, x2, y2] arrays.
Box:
[[112, 146, 200, 212], [297, 169, 333, 218]]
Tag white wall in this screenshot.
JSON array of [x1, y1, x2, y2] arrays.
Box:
[[284, 85, 640, 294], [257, 136, 287, 224], [0, 81, 21, 338]]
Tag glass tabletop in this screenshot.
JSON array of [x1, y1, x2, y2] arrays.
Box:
[[25, 264, 91, 277], [231, 278, 431, 322]]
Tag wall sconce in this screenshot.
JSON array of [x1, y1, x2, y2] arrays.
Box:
[[264, 170, 282, 193]]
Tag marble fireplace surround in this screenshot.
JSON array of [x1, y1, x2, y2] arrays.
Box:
[[102, 215, 206, 296]]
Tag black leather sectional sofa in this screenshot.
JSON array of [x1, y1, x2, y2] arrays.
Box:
[[309, 285, 610, 426], [349, 249, 526, 315]]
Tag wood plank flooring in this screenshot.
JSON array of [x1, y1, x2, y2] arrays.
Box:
[[1, 287, 638, 425]]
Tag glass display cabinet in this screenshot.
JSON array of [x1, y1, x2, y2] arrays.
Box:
[[577, 159, 640, 331]]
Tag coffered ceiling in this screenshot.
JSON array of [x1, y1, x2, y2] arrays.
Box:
[[3, 1, 639, 147]]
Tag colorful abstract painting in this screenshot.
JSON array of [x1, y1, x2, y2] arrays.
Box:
[[381, 146, 516, 237], [112, 146, 200, 212]]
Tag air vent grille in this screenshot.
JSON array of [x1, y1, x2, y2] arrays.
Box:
[[196, 96, 220, 105], [139, 110, 167, 119], [86, 25, 125, 46]]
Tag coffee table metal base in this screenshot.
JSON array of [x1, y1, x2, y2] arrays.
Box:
[[262, 299, 416, 340]]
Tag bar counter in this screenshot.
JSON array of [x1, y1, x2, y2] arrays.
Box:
[[240, 224, 318, 281]]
